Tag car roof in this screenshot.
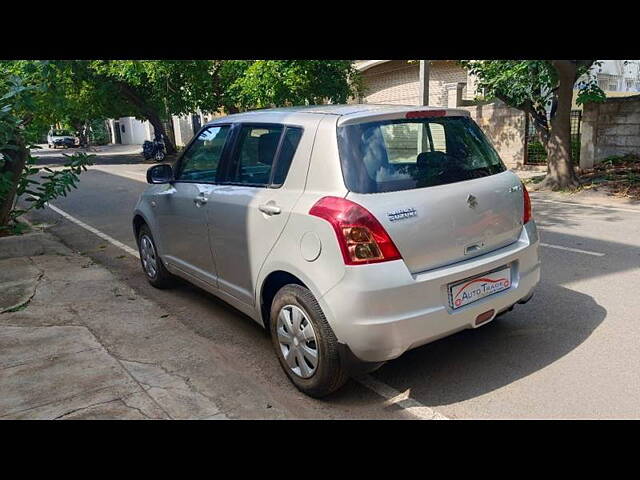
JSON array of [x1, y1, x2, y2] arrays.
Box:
[[205, 104, 470, 127]]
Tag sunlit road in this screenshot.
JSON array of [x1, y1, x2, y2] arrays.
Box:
[[25, 150, 640, 419]]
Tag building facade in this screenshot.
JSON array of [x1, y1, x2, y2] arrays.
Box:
[[107, 117, 154, 145], [584, 60, 640, 93], [354, 60, 526, 168], [354, 60, 478, 107], [108, 111, 217, 148]]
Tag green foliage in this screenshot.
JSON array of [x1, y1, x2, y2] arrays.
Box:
[[0, 74, 39, 143], [2, 60, 363, 139], [88, 119, 110, 145], [0, 67, 95, 231], [576, 81, 607, 105], [1, 151, 94, 232], [0, 61, 125, 145], [88, 60, 217, 119], [461, 60, 557, 111], [19, 152, 94, 210], [225, 60, 362, 111], [460, 60, 604, 133]]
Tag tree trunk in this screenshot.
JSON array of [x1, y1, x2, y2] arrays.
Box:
[[0, 138, 29, 228], [105, 120, 114, 144], [72, 120, 89, 148], [146, 112, 176, 155], [540, 61, 581, 190], [114, 81, 177, 155]]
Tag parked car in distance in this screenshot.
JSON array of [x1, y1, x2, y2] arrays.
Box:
[[47, 129, 80, 149], [132, 104, 541, 397]]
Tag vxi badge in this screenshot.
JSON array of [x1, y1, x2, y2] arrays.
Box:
[[387, 207, 417, 222]]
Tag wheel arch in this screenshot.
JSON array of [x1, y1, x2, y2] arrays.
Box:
[[259, 270, 309, 331], [132, 212, 148, 245]]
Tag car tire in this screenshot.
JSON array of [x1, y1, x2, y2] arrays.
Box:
[[270, 284, 349, 397], [137, 224, 176, 289]]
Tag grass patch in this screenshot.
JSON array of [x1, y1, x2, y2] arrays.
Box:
[[0, 220, 31, 237]]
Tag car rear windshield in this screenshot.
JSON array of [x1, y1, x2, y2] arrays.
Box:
[[337, 116, 506, 193]]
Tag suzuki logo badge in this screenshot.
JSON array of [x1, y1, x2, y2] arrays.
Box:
[[467, 194, 477, 208]]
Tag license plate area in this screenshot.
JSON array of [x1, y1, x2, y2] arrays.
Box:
[[448, 265, 511, 310]]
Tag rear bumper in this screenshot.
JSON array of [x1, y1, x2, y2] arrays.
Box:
[[320, 221, 541, 363]]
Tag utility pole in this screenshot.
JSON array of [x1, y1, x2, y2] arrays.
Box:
[[418, 60, 431, 153], [419, 60, 430, 106]]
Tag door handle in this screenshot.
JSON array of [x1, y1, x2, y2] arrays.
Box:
[[258, 203, 281, 215]]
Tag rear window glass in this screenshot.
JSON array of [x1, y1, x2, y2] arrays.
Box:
[[337, 116, 506, 193]]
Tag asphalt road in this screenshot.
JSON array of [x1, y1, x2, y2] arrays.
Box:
[[25, 150, 640, 419]]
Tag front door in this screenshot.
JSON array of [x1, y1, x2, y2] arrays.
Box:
[[207, 124, 306, 306], [154, 124, 231, 285]]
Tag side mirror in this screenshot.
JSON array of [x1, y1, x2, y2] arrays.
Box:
[[147, 164, 173, 184]]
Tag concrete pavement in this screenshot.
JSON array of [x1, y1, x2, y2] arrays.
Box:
[[0, 232, 288, 419]]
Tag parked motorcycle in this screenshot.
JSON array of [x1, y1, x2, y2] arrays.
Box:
[[142, 137, 166, 162]]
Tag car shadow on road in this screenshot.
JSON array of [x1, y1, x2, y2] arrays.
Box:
[[372, 283, 606, 407], [369, 228, 626, 408]]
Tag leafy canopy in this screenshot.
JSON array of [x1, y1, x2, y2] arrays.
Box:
[[461, 60, 605, 133], [0, 69, 94, 232], [224, 60, 362, 110]]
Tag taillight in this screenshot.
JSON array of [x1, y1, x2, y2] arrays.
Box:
[[522, 183, 532, 224], [309, 196, 402, 265]]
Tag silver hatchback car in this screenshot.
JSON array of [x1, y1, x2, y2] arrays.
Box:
[[133, 104, 540, 397]]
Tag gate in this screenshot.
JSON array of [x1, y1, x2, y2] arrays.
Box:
[[524, 110, 582, 165], [570, 110, 581, 165]]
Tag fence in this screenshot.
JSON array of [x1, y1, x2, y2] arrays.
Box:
[[580, 95, 640, 170], [524, 110, 582, 165], [461, 102, 527, 169]]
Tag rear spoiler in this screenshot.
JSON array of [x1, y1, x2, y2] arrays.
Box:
[[337, 107, 470, 127]]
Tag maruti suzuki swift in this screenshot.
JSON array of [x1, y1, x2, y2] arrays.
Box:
[[132, 104, 540, 397]]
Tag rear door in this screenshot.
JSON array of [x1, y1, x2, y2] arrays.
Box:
[[206, 123, 308, 305], [339, 115, 524, 273]]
